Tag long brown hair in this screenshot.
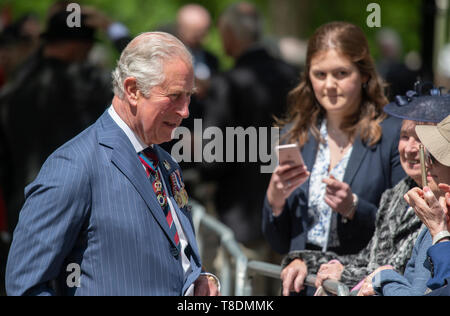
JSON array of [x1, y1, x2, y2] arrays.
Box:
[[278, 21, 388, 147]]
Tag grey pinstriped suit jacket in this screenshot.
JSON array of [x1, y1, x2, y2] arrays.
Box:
[[6, 111, 202, 295]]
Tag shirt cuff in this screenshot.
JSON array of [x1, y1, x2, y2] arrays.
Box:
[[427, 241, 450, 290]]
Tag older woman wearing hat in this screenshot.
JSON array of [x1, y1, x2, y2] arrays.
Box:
[[405, 115, 450, 296], [280, 82, 450, 296], [356, 87, 450, 296]]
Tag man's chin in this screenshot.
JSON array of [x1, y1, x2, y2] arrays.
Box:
[[156, 134, 175, 145]]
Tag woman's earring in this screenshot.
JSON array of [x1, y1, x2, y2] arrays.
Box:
[[362, 82, 368, 90]]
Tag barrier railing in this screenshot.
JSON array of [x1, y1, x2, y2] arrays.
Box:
[[190, 200, 350, 296]]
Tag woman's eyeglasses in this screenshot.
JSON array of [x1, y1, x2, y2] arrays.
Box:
[[425, 150, 439, 167], [419, 145, 439, 188]]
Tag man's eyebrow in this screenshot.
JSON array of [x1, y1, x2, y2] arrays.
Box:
[[165, 87, 198, 95]]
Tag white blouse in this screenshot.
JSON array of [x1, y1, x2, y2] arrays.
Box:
[[307, 120, 353, 252]]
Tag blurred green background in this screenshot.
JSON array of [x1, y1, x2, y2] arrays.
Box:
[[1, 0, 429, 70]]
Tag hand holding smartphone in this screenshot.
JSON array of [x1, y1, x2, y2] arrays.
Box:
[[419, 144, 428, 188], [276, 144, 304, 167], [268, 144, 309, 216]]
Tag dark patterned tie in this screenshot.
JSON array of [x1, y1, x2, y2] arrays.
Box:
[[138, 147, 180, 253]]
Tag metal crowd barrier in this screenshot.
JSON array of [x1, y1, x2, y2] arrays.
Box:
[[190, 200, 350, 296]]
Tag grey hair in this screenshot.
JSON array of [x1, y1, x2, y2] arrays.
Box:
[[112, 32, 193, 99], [219, 2, 263, 44]]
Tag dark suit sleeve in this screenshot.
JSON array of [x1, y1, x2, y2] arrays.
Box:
[[337, 195, 378, 254], [5, 149, 91, 296], [426, 242, 450, 290], [350, 197, 378, 230], [261, 196, 292, 254]]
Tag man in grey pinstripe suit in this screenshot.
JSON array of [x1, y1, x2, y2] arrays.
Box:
[[5, 32, 219, 296]]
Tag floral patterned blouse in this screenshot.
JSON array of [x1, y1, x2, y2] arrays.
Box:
[[307, 120, 353, 252]]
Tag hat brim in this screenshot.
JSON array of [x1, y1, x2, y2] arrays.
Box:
[[416, 125, 450, 167], [384, 96, 450, 123]]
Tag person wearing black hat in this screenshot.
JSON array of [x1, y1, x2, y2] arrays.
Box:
[[382, 82, 450, 123], [0, 13, 40, 88], [0, 3, 135, 295], [0, 7, 113, 255], [39, 10, 97, 62]]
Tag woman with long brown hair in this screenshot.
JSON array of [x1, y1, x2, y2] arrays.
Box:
[[261, 21, 406, 295]]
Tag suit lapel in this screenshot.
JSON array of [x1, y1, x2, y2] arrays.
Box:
[[301, 129, 370, 188], [97, 113, 179, 250], [301, 131, 319, 195], [343, 135, 370, 185]]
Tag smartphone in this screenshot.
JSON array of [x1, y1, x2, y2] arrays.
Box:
[[276, 144, 304, 166], [419, 144, 428, 188]]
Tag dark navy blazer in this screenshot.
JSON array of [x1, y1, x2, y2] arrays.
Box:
[[263, 116, 406, 255], [426, 242, 450, 296], [6, 111, 202, 295]]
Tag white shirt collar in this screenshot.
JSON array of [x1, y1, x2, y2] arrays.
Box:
[[108, 105, 149, 153]]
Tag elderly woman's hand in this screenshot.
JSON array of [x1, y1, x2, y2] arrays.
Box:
[[314, 260, 344, 289], [280, 258, 308, 296], [357, 265, 394, 296], [404, 186, 449, 238]]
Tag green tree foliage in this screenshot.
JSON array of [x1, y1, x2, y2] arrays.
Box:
[[304, 0, 422, 60], [2, 0, 422, 68]]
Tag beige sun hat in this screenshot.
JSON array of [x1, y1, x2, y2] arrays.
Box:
[[416, 115, 450, 167]]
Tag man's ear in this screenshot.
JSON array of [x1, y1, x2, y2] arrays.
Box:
[[123, 77, 139, 106]]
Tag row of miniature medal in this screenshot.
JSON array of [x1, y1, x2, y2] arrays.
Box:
[[152, 170, 167, 209], [157, 160, 189, 210], [139, 151, 189, 210], [170, 169, 189, 209]]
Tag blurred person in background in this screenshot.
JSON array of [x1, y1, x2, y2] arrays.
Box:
[[375, 28, 419, 101], [160, 4, 219, 193], [176, 4, 219, 91], [0, 11, 41, 297], [436, 44, 450, 90], [0, 6, 114, 251], [175, 3, 218, 126], [0, 3, 133, 295], [202, 1, 298, 251], [0, 13, 40, 88], [200, 2, 298, 294]]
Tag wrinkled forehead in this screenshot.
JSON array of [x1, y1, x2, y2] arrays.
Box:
[[401, 119, 436, 131], [401, 120, 417, 132]]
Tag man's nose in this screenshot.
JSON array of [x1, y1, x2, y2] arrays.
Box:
[[177, 96, 190, 119]]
